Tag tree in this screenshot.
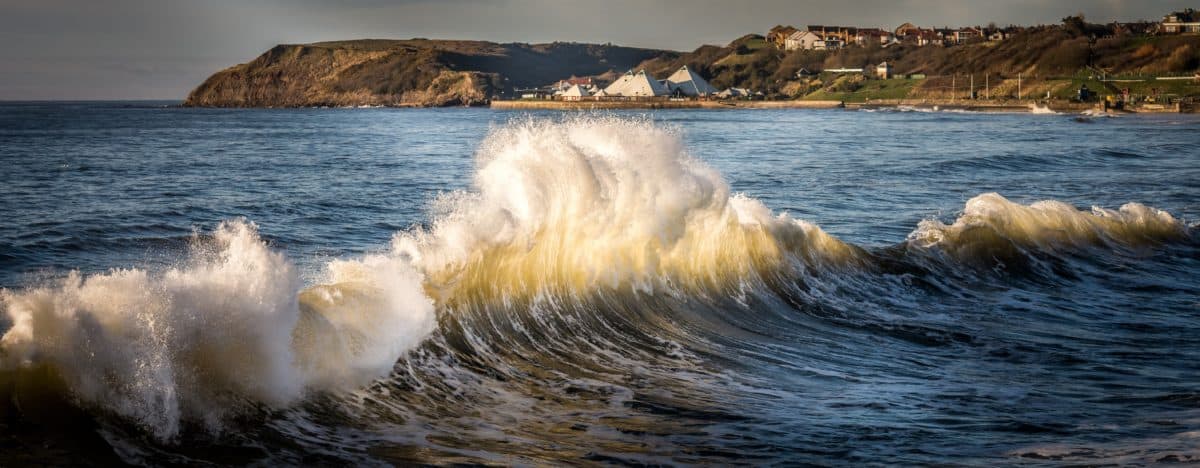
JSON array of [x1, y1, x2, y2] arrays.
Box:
[[1062, 15, 1087, 37]]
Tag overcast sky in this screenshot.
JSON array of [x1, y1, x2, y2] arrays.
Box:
[[0, 0, 1191, 100]]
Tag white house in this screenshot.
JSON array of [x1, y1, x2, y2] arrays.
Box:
[[784, 30, 823, 51], [876, 62, 893, 79]]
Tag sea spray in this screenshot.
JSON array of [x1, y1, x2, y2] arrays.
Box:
[[295, 253, 435, 390], [0, 220, 434, 439], [392, 116, 861, 300]]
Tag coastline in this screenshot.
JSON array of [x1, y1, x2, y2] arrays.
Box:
[[490, 98, 1190, 113], [489, 100, 845, 110]]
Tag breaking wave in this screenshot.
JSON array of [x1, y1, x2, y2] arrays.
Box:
[[0, 115, 1190, 442], [392, 116, 861, 300], [0, 221, 434, 440]]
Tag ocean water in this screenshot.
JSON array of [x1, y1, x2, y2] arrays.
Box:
[[0, 102, 1198, 465]]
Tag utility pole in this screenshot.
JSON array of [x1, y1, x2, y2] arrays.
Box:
[[970, 74, 974, 99], [1018, 73, 1022, 100], [986, 74, 990, 100], [952, 74, 956, 101]]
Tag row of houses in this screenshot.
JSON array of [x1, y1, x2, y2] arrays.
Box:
[[770, 23, 1015, 51], [524, 66, 752, 101], [894, 23, 1004, 45], [771, 9, 1200, 52]]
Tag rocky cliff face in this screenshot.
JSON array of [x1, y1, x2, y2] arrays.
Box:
[[184, 40, 671, 107], [184, 43, 493, 107]]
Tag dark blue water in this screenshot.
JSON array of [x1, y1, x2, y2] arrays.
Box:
[[0, 102, 1197, 465]]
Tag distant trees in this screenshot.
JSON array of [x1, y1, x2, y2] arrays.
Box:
[[1061, 14, 1113, 38]]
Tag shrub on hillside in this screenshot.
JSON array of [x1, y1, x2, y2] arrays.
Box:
[[1166, 44, 1199, 71]]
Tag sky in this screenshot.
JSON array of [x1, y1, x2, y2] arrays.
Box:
[[0, 0, 1192, 100]]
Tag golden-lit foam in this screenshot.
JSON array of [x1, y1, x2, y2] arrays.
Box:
[[908, 192, 1186, 260], [391, 117, 861, 302]]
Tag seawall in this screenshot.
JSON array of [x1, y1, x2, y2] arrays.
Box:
[[490, 100, 845, 110], [490, 98, 1189, 113], [854, 99, 1187, 114]]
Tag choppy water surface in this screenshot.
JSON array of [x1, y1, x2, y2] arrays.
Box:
[[0, 102, 1198, 465]]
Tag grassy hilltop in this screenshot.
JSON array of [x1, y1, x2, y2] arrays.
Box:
[[637, 25, 1200, 102], [186, 19, 1200, 107]]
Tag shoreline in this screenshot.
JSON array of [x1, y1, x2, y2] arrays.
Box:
[[490, 98, 1191, 113], [28, 100, 1186, 115], [489, 100, 845, 110]]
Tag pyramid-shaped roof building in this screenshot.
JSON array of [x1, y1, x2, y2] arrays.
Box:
[[602, 70, 671, 97], [664, 66, 717, 97], [561, 84, 591, 97]]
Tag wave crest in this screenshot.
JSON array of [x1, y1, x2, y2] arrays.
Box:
[[0, 220, 434, 439], [393, 116, 859, 299], [905, 193, 1187, 271], [910, 193, 1185, 249]]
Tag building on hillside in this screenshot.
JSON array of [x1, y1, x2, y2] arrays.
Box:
[[795, 68, 818, 78], [552, 76, 595, 92], [663, 66, 717, 97], [785, 30, 824, 51], [876, 62, 893, 80], [819, 37, 846, 50], [768, 25, 799, 48], [895, 22, 921, 37], [915, 29, 943, 46], [1162, 9, 1200, 33], [988, 30, 1008, 41], [895, 23, 946, 46], [1109, 22, 1154, 36], [602, 69, 671, 97], [855, 28, 895, 46], [934, 28, 955, 42], [954, 27, 983, 43], [1132, 22, 1157, 35], [807, 25, 859, 43]]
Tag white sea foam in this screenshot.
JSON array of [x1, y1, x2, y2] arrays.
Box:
[[391, 115, 857, 297], [0, 220, 434, 439], [1028, 103, 1058, 114], [908, 192, 1186, 254]]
